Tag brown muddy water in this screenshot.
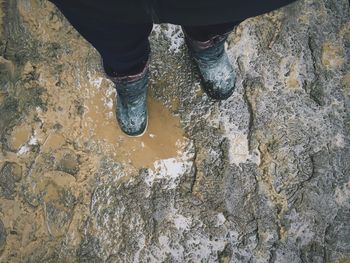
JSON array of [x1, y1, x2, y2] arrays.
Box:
[[83, 91, 186, 168]]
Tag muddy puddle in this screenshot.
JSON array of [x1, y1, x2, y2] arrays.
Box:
[[81, 86, 186, 169]]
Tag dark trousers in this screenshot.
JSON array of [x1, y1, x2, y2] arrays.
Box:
[[52, 1, 239, 76]]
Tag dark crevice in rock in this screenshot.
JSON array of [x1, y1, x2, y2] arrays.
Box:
[[306, 33, 325, 107], [189, 153, 198, 195], [242, 78, 256, 153], [1, 39, 8, 58], [0, 219, 6, 255]]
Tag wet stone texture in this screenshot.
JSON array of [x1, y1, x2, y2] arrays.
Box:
[[0, 0, 350, 262], [0, 162, 22, 199]]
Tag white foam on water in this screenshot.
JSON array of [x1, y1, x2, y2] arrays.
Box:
[[144, 139, 194, 189], [145, 157, 187, 189]]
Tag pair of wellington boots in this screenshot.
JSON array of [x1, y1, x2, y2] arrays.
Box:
[[110, 32, 235, 137]]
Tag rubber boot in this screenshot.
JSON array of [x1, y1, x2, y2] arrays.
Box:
[[184, 30, 236, 100], [108, 63, 149, 137]]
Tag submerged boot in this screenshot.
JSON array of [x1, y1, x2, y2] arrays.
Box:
[[109, 64, 149, 137], [184, 31, 235, 100]]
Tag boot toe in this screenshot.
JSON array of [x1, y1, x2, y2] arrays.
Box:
[[119, 117, 148, 137], [199, 56, 236, 100], [202, 80, 235, 100], [115, 93, 148, 137]]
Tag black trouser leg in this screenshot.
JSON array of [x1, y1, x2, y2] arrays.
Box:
[[51, 1, 239, 77], [181, 21, 240, 42], [50, 1, 153, 77]]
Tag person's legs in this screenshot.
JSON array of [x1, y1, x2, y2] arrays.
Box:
[[51, 1, 153, 76], [51, 1, 152, 136], [181, 21, 240, 100]]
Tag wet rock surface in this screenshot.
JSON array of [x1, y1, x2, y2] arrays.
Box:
[[0, 162, 21, 199], [0, 219, 5, 255], [0, 0, 350, 262]]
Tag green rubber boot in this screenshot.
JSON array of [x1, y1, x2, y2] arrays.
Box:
[[109, 65, 149, 137], [184, 31, 236, 100]]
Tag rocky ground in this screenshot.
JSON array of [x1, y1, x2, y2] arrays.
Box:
[[0, 0, 350, 262]]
